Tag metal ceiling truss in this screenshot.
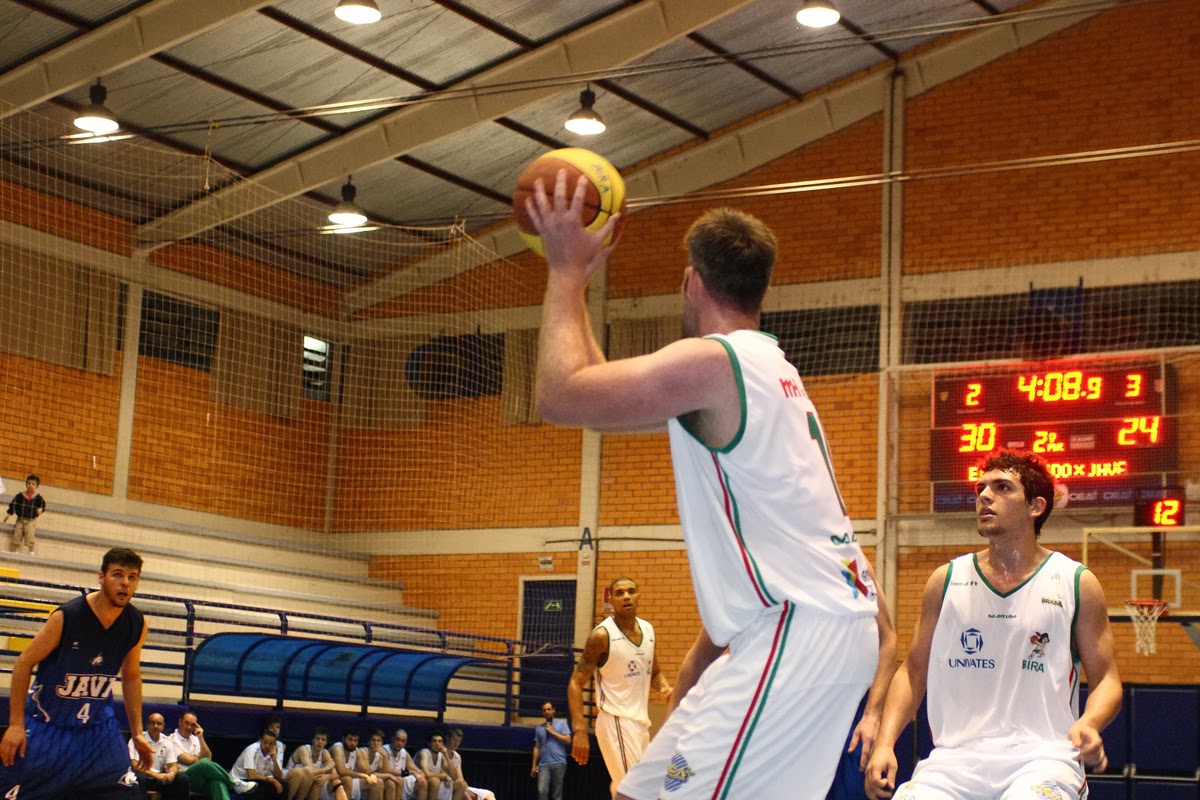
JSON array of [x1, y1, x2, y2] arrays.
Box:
[[135, 0, 756, 248]]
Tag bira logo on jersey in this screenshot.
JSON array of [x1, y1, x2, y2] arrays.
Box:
[[663, 754, 695, 791], [949, 628, 995, 669], [839, 558, 873, 599], [56, 673, 118, 699], [1023, 632, 1050, 673]]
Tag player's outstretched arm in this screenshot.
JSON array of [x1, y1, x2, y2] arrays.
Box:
[[852, 563, 899, 770], [530, 168, 734, 433], [123, 619, 153, 770], [668, 629, 725, 718], [0, 609, 64, 765], [567, 627, 608, 765], [1070, 569, 1122, 772], [865, 566, 945, 800]]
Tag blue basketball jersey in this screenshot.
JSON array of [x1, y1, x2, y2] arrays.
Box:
[[28, 594, 143, 728]]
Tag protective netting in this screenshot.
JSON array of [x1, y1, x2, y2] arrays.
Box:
[[1, 102, 557, 534]]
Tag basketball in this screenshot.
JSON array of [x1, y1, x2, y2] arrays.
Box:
[[512, 147, 626, 257]]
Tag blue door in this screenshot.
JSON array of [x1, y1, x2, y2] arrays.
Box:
[[519, 579, 576, 717]]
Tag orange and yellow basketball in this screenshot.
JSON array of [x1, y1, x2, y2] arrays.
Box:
[[512, 147, 626, 257]]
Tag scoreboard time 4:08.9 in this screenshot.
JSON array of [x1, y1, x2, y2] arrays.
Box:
[[930, 363, 1176, 511]]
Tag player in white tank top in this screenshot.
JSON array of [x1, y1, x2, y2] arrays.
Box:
[[568, 578, 670, 796], [866, 451, 1123, 800], [530, 200, 884, 799]]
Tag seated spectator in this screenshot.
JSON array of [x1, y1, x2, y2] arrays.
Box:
[[232, 729, 286, 798], [285, 726, 344, 800], [129, 712, 190, 800], [382, 728, 426, 800], [364, 731, 393, 791], [170, 710, 256, 799], [331, 729, 382, 800], [417, 731, 464, 800], [444, 729, 495, 800], [262, 714, 311, 800]]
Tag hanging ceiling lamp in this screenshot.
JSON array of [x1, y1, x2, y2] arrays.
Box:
[[564, 87, 605, 135], [73, 80, 120, 135], [334, 0, 382, 24], [328, 177, 369, 227], [796, 0, 840, 28]]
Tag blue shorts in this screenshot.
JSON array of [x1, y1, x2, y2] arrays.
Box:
[[0, 715, 139, 800]]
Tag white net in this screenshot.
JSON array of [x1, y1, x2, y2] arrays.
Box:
[[1125, 598, 1169, 656], [0, 102, 568, 539]]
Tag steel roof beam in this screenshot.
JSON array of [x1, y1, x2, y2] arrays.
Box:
[[0, 0, 273, 120], [838, 15, 901, 63], [136, 0, 753, 248]]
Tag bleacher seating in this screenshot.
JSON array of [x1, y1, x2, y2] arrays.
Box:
[[0, 502, 435, 627]]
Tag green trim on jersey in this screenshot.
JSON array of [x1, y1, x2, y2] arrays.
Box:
[[713, 455, 778, 606], [972, 551, 1055, 598], [1070, 563, 1085, 663], [941, 560, 955, 602], [675, 334, 747, 454]]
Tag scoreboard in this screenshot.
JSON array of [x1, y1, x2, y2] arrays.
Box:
[[931, 363, 1176, 511]]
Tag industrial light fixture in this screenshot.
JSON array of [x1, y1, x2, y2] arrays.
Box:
[[334, 0, 381, 24], [73, 80, 120, 135], [328, 178, 369, 227], [796, 0, 840, 28], [564, 87, 605, 136]]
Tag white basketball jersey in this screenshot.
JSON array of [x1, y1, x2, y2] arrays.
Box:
[[594, 616, 654, 724], [385, 745, 409, 771], [928, 551, 1084, 748], [667, 330, 877, 646]]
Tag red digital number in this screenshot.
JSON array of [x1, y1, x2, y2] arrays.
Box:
[[1117, 416, 1160, 445], [1154, 499, 1181, 526], [959, 422, 996, 453]]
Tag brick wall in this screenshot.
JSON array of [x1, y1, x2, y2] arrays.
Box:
[[607, 114, 883, 300], [368, 551, 577, 641], [904, 1, 1200, 271], [0, 353, 121, 495], [334, 395, 582, 531], [127, 357, 329, 527]]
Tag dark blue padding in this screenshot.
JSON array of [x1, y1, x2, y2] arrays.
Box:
[[189, 632, 493, 711], [1086, 776, 1129, 800], [1131, 778, 1200, 799], [1130, 686, 1200, 776]]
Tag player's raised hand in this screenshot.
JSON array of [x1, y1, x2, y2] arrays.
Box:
[[527, 171, 619, 282]]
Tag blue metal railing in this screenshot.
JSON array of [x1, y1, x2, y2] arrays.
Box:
[[0, 576, 584, 724]]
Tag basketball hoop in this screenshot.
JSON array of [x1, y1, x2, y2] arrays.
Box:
[[1125, 598, 1169, 655]]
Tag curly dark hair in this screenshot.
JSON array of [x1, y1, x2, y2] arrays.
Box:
[[977, 449, 1055, 537]]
